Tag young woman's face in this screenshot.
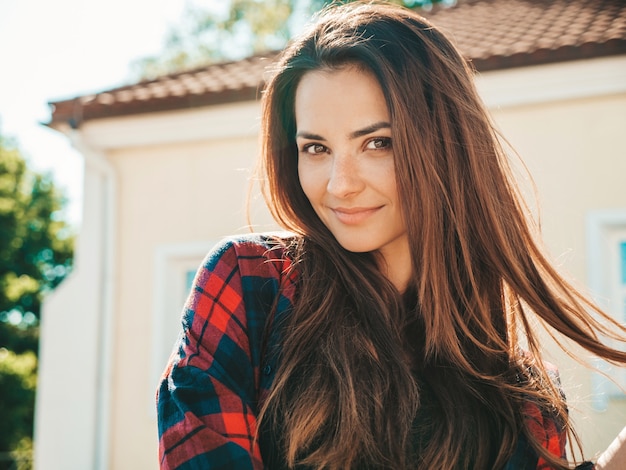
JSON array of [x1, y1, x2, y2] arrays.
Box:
[[295, 66, 409, 275]]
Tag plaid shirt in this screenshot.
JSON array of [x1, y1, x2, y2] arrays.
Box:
[[157, 234, 575, 469]]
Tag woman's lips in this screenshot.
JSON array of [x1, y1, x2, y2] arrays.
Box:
[[331, 206, 382, 225]]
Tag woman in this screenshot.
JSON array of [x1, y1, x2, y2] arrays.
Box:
[[157, 2, 626, 469]]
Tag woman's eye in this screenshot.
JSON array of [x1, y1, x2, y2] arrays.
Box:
[[302, 143, 328, 155], [366, 137, 392, 150]]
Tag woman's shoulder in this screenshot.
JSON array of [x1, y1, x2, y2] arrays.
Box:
[[203, 231, 299, 280], [217, 231, 297, 253]]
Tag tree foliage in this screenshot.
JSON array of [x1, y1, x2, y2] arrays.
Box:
[[0, 349, 36, 457], [131, 0, 452, 80], [0, 131, 74, 462], [0, 134, 73, 331]]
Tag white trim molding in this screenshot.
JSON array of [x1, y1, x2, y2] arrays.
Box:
[[68, 101, 262, 151], [586, 209, 626, 411], [476, 55, 626, 109]]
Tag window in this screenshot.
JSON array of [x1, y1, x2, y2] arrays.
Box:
[[150, 241, 216, 413], [619, 242, 626, 321], [586, 211, 626, 411]]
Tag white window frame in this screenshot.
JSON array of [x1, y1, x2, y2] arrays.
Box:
[[586, 210, 626, 411], [150, 241, 217, 415]]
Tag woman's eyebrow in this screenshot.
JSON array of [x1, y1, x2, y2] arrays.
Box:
[[296, 122, 391, 141], [349, 121, 391, 139], [295, 131, 326, 140]]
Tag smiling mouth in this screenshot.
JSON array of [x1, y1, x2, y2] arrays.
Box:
[[331, 206, 382, 225]]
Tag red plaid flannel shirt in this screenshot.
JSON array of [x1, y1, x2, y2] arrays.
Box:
[[157, 234, 577, 469]]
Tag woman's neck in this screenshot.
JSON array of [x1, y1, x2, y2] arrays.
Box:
[[376, 237, 412, 292]]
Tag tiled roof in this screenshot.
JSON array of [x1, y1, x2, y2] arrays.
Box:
[[49, 0, 626, 127], [49, 54, 275, 128], [428, 0, 626, 70]]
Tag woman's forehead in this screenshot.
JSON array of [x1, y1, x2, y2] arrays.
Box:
[[294, 66, 390, 132]]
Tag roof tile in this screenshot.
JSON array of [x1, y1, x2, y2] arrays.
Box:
[[49, 0, 626, 127]]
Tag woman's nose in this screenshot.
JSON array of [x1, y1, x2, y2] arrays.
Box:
[[326, 153, 364, 198]]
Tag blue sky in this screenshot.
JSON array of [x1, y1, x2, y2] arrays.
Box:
[[0, 0, 194, 226]]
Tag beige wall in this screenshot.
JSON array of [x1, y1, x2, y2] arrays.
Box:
[[490, 92, 626, 457], [494, 93, 626, 258]]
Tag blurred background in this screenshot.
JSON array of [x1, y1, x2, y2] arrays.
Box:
[[1, 0, 625, 469]]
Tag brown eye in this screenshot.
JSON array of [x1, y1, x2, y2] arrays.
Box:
[[303, 143, 328, 155], [366, 137, 392, 150]]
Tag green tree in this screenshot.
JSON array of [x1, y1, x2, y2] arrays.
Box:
[[131, 0, 451, 80], [0, 131, 74, 466], [0, 349, 36, 469], [0, 134, 73, 331]]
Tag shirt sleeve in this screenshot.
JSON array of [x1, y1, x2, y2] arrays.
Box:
[[523, 364, 590, 470], [524, 398, 566, 470], [156, 239, 266, 470]]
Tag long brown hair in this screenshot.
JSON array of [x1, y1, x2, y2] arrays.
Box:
[[256, 2, 626, 468]]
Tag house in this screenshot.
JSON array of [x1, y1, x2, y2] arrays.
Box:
[[37, 0, 626, 468]]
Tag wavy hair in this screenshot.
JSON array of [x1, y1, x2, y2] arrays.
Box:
[[256, 2, 626, 468]]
